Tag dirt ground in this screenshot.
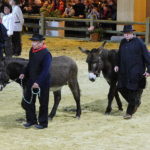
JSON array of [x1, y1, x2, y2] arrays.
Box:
[[0, 35, 150, 150]]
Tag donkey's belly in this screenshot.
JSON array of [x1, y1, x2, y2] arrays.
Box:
[[50, 86, 63, 92]]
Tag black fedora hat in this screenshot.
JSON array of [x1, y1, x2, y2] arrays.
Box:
[[29, 34, 45, 41], [121, 25, 136, 33]]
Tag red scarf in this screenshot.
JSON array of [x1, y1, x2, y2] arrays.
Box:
[[32, 44, 47, 53]]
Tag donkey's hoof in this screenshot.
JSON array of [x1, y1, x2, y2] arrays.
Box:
[[105, 108, 112, 115], [123, 114, 132, 119], [105, 112, 111, 115], [75, 116, 80, 120]]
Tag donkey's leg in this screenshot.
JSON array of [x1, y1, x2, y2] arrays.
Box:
[[115, 91, 123, 111], [48, 90, 61, 120], [105, 83, 116, 114], [68, 79, 81, 118]]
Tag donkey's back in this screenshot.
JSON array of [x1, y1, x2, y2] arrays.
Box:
[[51, 56, 78, 88]]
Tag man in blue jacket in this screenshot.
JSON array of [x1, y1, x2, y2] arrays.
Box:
[[19, 34, 52, 129], [114, 25, 150, 119]]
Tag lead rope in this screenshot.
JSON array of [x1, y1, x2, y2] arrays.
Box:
[[20, 79, 41, 104]]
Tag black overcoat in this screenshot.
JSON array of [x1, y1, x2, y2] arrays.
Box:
[[118, 37, 150, 90]]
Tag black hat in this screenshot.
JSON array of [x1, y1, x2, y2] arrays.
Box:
[[29, 34, 45, 41], [121, 25, 136, 33]]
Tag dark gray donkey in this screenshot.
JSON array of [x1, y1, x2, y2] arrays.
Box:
[[0, 56, 81, 119], [79, 41, 123, 114]]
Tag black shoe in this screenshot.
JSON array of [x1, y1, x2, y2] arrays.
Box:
[[34, 124, 47, 129], [23, 122, 36, 128]]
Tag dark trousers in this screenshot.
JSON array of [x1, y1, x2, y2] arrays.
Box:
[[4, 36, 13, 57], [12, 31, 22, 56], [119, 88, 143, 115], [21, 85, 50, 127]]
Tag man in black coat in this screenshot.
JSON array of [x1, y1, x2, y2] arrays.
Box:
[[114, 25, 150, 119], [19, 34, 52, 129]]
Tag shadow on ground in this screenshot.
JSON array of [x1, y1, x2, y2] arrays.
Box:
[[60, 98, 125, 116], [0, 112, 25, 129]]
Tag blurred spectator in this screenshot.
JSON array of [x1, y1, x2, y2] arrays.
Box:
[[9, 0, 24, 56], [107, 0, 116, 20], [58, 0, 65, 14], [22, 0, 41, 14], [90, 0, 97, 8], [62, 3, 74, 17], [99, 0, 107, 4], [73, 0, 85, 18], [87, 4, 99, 19], [99, 3, 111, 19], [40, 0, 55, 15], [83, 0, 92, 18], [22, 0, 42, 34], [2, 3, 14, 57], [70, 0, 75, 6], [34, 0, 42, 6], [0, 0, 5, 19]]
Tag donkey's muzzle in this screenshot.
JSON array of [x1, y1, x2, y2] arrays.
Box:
[[89, 72, 96, 82]]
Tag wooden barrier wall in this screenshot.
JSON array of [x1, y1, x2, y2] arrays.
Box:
[[134, 0, 146, 31]]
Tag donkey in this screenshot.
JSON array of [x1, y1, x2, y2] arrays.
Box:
[[79, 41, 123, 114], [0, 56, 81, 119]]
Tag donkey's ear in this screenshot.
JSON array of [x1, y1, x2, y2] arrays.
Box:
[[78, 47, 90, 55], [98, 41, 107, 49]]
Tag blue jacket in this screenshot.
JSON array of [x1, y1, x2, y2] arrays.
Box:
[[118, 37, 150, 90], [24, 48, 52, 88]]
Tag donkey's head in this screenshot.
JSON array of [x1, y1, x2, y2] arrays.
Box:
[[79, 41, 107, 82]]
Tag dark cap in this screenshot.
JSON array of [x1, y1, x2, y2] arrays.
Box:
[[29, 34, 45, 41], [121, 25, 136, 33]]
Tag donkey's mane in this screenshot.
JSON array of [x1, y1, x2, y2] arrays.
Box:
[[4, 57, 28, 66]]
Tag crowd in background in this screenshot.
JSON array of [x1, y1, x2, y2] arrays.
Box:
[[0, 0, 117, 58], [62, 0, 117, 20], [20, 0, 117, 35], [2, 0, 116, 20], [0, 0, 24, 58]]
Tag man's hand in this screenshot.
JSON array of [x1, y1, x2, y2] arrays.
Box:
[[143, 72, 150, 77], [114, 66, 119, 72], [32, 83, 39, 89], [19, 74, 25, 80]]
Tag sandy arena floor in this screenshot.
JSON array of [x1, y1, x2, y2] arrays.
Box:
[[0, 35, 150, 150]]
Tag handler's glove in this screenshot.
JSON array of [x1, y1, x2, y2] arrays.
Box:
[[143, 72, 150, 77], [114, 66, 119, 72], [19, 74, 25, 80]]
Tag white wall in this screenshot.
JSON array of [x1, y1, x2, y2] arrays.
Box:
[[117, 0, 134, 31]]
